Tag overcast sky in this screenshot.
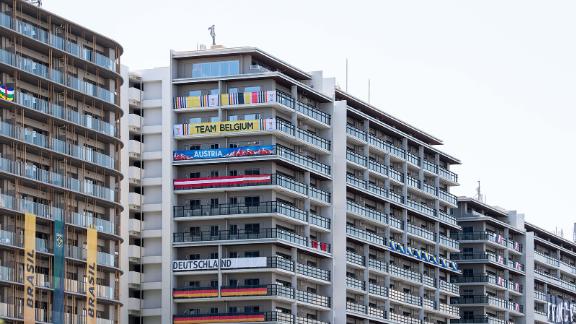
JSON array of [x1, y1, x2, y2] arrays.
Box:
[[45, 0, 576, 237]]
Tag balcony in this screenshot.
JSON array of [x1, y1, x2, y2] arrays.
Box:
[[0, 48, 115, 104], [129, 140, 142, 159], [534, 269, 576, 293], [451, 252, 524, 272], [0, 229, 19, 247], [128, 113, 142, 133], [0, 12, 116, 71], [129, 192, 142, 211], [128, 271, 141, 286], [388, 288, 422, 306], [275, 118, 331, 151], [276, 91, 331, 126], [65, 245, 117, 267], [451, 295, 523, 313], [129, 87, 143, 106], [346, 276, 365, 291], [69, 212, 116, 235], [451, 231, 522, 252], [346, 250, 365, 267], [451, 275, 522, 293], [129, 245, 141, 260], [128, 166, 142, 185], [346, 302, 388, 321], [451, 317, 505, 324], [407, 224, 434, 242], [173, 201, 330, 230], [128, 218, 141, 235], [276, 145, 330, 176], [173, 173, 330, 204], [173, 227, 331, 255], [16, 92, 116, 137], [439, 235, 460, 250], [0, 121, 115, 170], [346, 225, 386, 247]]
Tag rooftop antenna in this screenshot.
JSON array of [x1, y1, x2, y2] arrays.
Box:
[[208, 25, 216, 46], [368, 79, 371, 104], [475, 181, 484, 202]]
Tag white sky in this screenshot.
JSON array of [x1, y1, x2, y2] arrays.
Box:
[[45, 0, 576, 237]]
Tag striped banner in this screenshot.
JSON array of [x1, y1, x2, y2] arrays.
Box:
[[220, 286, 268, 297], [86, 227, 98, 324], [174, 91, 276, 109], [172, 288, 218, 299], [24, 213, 36, 322], [174, 174, 271, 190], [173, 313, 266, 324]]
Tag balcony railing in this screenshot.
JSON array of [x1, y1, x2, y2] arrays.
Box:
[[0, 156, 115, 201], [277, 91, 331, 125], [173, 201, 330, 230], [0, 121, 115, 170], [346, 150, 367, 166], [0, 48, 115, 104], [0, 12, 115, 71], [173, 227, 331, 254], [451, 317, 505, 324], [173, 173, 330, 203], [451, 275, 522, 293], [277, 145, 331, 176], [451, 295, 523, 313], [276, 118, 331, 151], [346, 276, 365, 291], [16, 92, 116, 137], [346, 250, 365, 266], [346, 225, 386, 247]]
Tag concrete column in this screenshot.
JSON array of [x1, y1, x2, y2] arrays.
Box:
[[524, 232, 535, 324]]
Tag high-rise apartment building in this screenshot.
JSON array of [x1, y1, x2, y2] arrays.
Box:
[[0, 0, 123, 323], [452, 197, 576, 324], [121, 46, 462, 324]]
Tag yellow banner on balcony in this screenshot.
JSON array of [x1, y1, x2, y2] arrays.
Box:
[[24, 212, 36, 323], [175, 119, 276, 136], [85, 227, 98, 324]]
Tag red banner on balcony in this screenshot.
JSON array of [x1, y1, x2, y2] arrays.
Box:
[[220, 286, 268, 297], [174, 313, 266, 324], [174, 174, 271, 190], [173, 288, 218, 299]]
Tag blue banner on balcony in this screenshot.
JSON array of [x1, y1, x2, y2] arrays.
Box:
[[52, 216, 65, 323], [547, 294, 576, 323], [173, 145, 275, 161]]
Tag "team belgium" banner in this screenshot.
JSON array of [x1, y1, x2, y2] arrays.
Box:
[[173, 118, 275, 136], [86, 227, 98, 324], [24, 213, 36, 322]]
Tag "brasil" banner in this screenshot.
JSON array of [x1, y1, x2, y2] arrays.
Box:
[[24, 213, 36, 322], [173, 145, 275, 161], [52, 214, 66, 323], [86, 227, 98, 324]]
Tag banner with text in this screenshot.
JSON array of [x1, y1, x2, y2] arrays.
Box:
[[86, 228, 98, 324], [24, 213, 36, 323], [172, 257, 267, 272], [547, 294, 576, 323], [173, 119, 275, 136], [173, 145, 275, 161]]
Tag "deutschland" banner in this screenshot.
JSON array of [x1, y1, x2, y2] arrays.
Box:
[[86, 227, 98, 324], [24, 213, 36, 322]]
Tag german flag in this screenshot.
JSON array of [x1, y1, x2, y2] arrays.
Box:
[[173, 288, 218, 299], [220, 286, 268, 297], [173, 313, 265, 324]]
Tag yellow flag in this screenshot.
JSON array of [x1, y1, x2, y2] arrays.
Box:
[[24, 213, 36, 322], [85, 228, 98, 324]]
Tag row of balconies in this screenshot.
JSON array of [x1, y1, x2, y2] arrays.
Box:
[[345, 225, 459, 272], [0, 48, 115, 104], [346, 174, 457, 226], [346, 125, 458, 183], [0, 193, 116, 235], [172, 227, 331, 256], [0, 301, 113, 323], [346, 300, 458, 323], [534, 269, 576, 293], [173, 311, 326, 324], [534, 250, 576, 275], [172, 284, 330, 308], [16, 92, 116, 137], [450, 295, 523, 314], [173, 201, 330, 231], [173, 90, 330, 126], [173, 173, 331, 204], [451, 252, 524, 273], [451, 275, 523, 294], [0, 156, 115, 202], [346, 150, 457, 206], [0, 12, 116, 71], [451, 231, 522, 253], [0, 121, 115, 170], [450, 317, 505, 324]]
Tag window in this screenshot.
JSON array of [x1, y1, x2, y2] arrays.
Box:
[[190, 200, 201, 209], [229, 143, 238, 148], [245, 223, 260, 234], [188, 90, 201, 97], [191, 60, 240, 78], [210, 89, 219, 95], [229, 197, 238, 205], [245, 251, 260, 257], [210, 198, 219, 208], [210, 252, 218, 259], [244, 169, 260, 175], [228, 115, 239, 121], [210, 170, 219, 177], [189, 227, 200, 235], [210, 307, 218, 314], [188, 281, 200, 288], [189, 172, 200, 178], [229, 251, 238, 258], [229, 170, 238, 176], [229, 307, 238, 313], [244, 306, 260, 314], [210, 143, 219, 149], [228, 87, 238, 94], [229, 224, 238, 235], [190, 145, 201, 150], [188, 117, 201, 124], [210, 226, 219, 236], [245, 197, 260, 207], [244, 278, 260, 286], [244, 113, 260, 120], [244, 86, 261, 93], [210, 280, 218, 288], [189, 254, 200, 260], [210, 116, 219, 122]]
